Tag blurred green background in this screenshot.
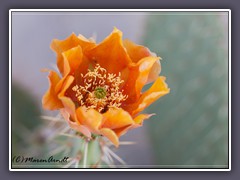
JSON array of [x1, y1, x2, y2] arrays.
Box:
[[12, 11, 229, 168], [144, 12, 228, 168]]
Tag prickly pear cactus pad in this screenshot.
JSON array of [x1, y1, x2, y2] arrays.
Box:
[[143, 12, 228, 168]]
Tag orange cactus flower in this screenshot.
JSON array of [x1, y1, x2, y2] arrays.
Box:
[[42, 27, 170, 147]]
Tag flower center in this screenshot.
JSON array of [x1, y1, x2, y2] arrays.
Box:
[[94, 87, 107, 99], [72, 64, 128, 113]]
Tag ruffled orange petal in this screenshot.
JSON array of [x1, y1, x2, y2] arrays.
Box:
[[100, 128, 119, 147], [62, 46, 83, 76], [122, 56, 160, 104], [74, 55, 91, 86], [112, 113, 155, 137], [123, 39, 161, 84], [146, 59, 161, 84], [50, 33, 95, 75], [55, 46, 83, 93], [132, 113, 155, 127], [78, 34, 97, 44], [123, 39, 152, 63], [112, 125, 132, 137], [42, 70, 63, 110], [58, 75, 76, 121], [76, 107, 103, 134], [86, 27, 131, 74], [112, 114, 155, 137], [102, 108, 134, 130], [60, 109, 91, 138], [125, 76, 170, 116]]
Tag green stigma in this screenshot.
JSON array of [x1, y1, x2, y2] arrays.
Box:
[[94, 87, 107, 99]]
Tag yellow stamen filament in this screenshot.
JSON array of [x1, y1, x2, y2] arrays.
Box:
[[72, 64, 128, 113]]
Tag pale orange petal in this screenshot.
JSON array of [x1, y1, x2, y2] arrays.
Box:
[[122, 56, 160, 104], [86, 27, 131, 74], [113, 114, 155, 136], [132, 113, 155, 127], [102, 108, 134, 130], [124, 76, 170, 116], [123, 39, 161, 84], [74, 55, 91, 86], [112, 125, 132, 137], [76, 107, 103, 134], [60, 109, 91, 138], [55, 45, 84, 93], [58, 75, 76, 121], [146, 59, 161, 84], [62, 46, 83, 76], [100, 128, 119, 147], [123, 39, 152, 63], [50, 33, 95, 75], [78, 34, 97, 44], [42, 70, 63, 110], [119, 66, 130, 83]]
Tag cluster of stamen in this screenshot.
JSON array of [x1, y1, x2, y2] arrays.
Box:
[[72, 64, 128, 113]]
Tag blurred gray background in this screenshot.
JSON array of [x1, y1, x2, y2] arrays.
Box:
[[12, 11, 229, 168]]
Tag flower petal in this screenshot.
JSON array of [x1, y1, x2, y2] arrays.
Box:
[[122, 56, 160, 104], [132, 113, 155, 127], [74, 55, 91, 85], [58, 75, 76, 121], [55, 46, 85, 94], [125, 76, 170, 116], [123, 39, 152, 63], [42, 70, 63, 110], [76, 107, 103, 134], [113, 114, 155, 136], [60, 109, 91, 138], [123, 39, 161, 84], [62, 46, 83, 76], [86, 27, 131, 74], [100, 128, 119, 147], [112, 114, 155, 137], [50, 33, 95, 75], [102, 108, 134, 130], [112, 125, 132, 137], [146, 59, 161, 84]]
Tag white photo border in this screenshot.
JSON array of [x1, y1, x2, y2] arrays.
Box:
[[9, 9, 231, 171]]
